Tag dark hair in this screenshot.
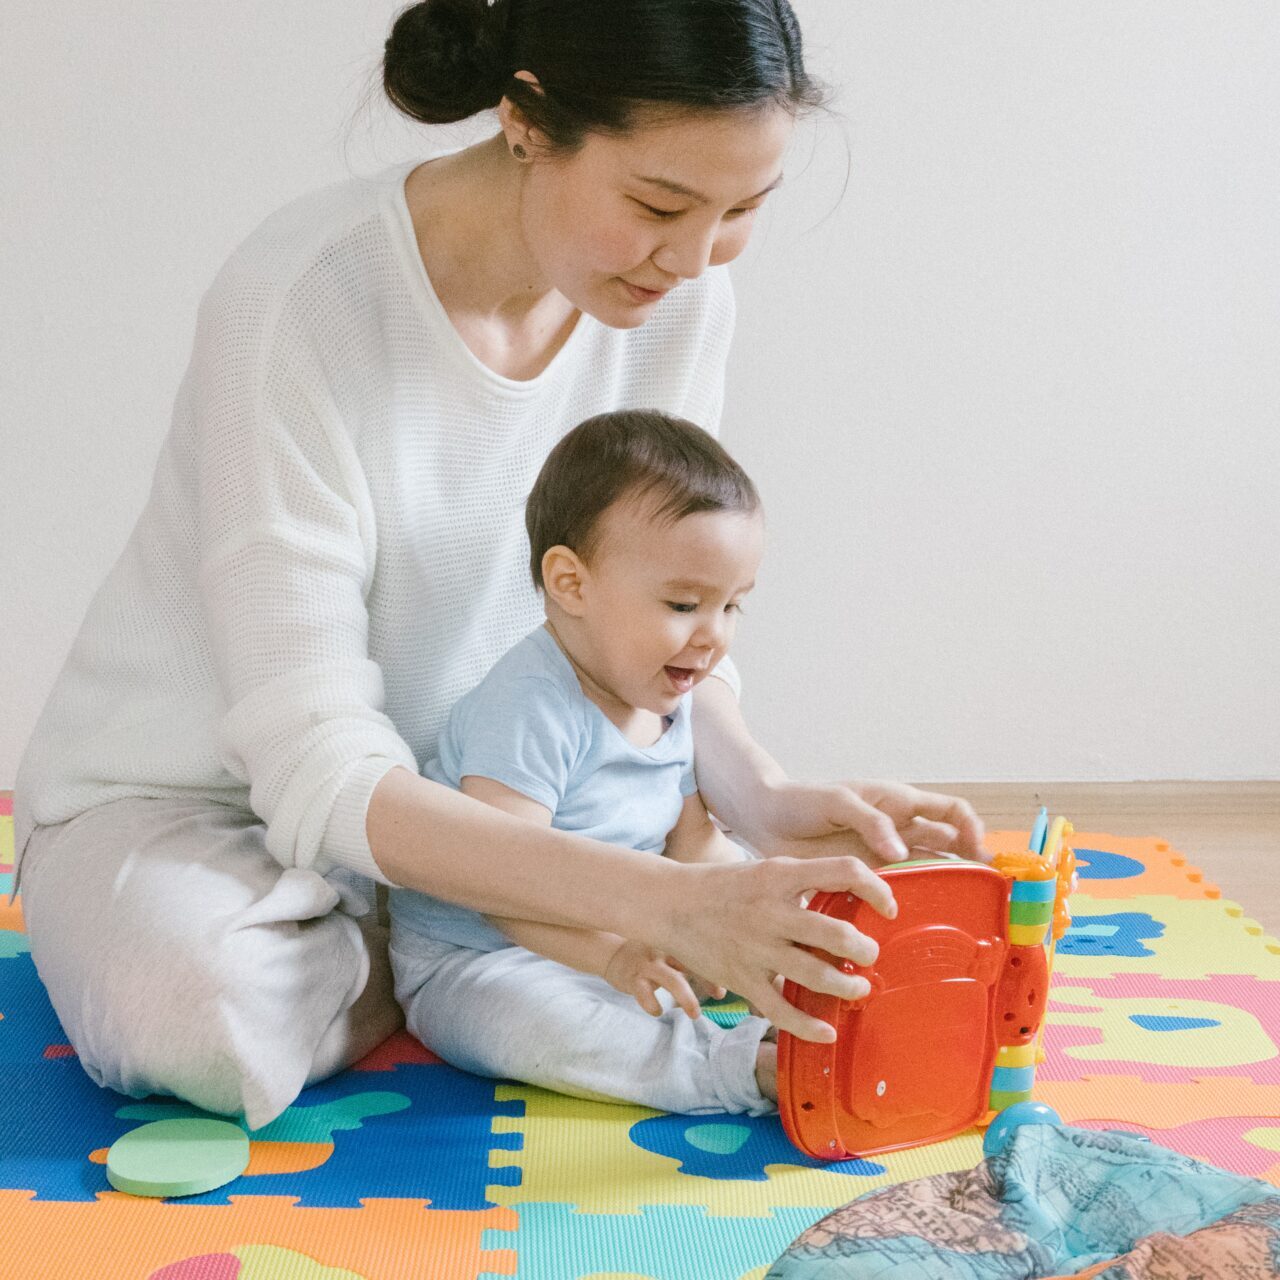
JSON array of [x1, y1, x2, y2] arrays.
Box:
[[526, 410, 761, 588], [384, 0, 826, 145]]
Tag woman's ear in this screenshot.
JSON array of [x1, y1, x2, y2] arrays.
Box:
[[541, 545, 588, 616], [498, 71, 547, 159]]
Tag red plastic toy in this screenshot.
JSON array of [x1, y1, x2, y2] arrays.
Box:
[[777, 812, 1075, 1160]]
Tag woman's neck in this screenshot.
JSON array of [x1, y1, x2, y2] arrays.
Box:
[[404, 135, 581, 379], [405, 135, 554, 323]]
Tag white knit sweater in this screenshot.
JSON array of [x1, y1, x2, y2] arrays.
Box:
[[14, 160, 738, 885]]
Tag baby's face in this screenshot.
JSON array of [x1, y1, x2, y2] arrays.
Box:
[[577, 498, 764, 715]]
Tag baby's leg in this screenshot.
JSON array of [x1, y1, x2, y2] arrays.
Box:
[[755, 1040, 778, 1101], [390, 927, 775, 1115]]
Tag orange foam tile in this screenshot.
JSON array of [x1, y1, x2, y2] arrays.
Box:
[[0, 895, 24, 933], [987, 829, 1220, 901], [0, 1191, 516, 1280], [1035, 1075, 1280, 1129]]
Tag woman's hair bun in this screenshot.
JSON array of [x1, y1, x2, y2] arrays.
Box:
[[384, 0, 511, 125], [384, 0, 825, 146]]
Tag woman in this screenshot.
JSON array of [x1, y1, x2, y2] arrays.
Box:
[[13, 0, 986, 1131]]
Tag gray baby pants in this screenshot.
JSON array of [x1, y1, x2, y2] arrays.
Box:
[[15, 796, 402, 1131], [389, 923, 776, 1115]]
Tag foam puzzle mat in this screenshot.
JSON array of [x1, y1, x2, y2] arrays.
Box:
[[2, 791, 1279, 1278]]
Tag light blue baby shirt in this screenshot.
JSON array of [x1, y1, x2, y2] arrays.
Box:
[[389, 624, 698, 951]]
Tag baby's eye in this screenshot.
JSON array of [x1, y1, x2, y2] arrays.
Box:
[[725, 602, 745, 614], [666, 602, 697, 614]]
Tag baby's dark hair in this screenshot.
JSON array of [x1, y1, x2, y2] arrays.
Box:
[[383, 0, 826, 147], [526, 410, 761, 589]]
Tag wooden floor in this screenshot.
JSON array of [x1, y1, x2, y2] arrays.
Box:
[[932, 782, 1280, 933]]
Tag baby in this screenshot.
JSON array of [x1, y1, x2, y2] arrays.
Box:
[[388, 409, 778, 1114]]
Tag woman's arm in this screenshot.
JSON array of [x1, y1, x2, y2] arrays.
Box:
[[370, 766, 661, 931], [452, 774, 631, 975], [365, 764, 900, 1042], [458, 777, 708, 1020]]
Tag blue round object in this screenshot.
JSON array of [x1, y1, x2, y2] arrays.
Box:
[[982, 1101, 1062, 1158]]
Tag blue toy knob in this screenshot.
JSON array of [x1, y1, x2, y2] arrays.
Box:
[[982, 1101, 1062, 1158]]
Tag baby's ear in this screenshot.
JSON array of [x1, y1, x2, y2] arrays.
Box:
[[542, 545, 587, 616]]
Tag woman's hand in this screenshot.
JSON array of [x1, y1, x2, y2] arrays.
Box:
[[748, 779, 991, 867], [604, 940, 707, 1020], [653, 854, 900, 1043]]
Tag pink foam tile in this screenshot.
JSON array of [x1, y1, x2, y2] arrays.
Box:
[[148, 1255, 241, 1280], [1071, 1115, 1280, 1182], [1041, 973, 1280, 1085]]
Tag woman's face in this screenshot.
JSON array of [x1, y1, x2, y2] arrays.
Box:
[[513, 103, 795, 327]]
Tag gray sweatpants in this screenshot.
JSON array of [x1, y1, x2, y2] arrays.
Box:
[[389, 924, 776, 1115], [16, 797, 402, 1131]]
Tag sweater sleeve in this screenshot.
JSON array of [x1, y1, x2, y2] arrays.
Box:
[[707, 653, 741, 699], [193, 260, 418, 884]]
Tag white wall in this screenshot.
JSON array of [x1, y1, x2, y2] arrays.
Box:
[[3, 1, 1277, 785]]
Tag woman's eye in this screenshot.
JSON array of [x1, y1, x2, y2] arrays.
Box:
[[666, 602, 697, 613], [726, 206, 760, 220], [725, 602, 745, 614], [633, 199, 683, 219]]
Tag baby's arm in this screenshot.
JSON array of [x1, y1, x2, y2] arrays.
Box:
[[464, 776, 703, 1018], [663, 789, 750, 865]]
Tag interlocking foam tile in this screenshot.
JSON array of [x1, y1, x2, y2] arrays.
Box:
[[627, 1112, 886, 1182], [1034, 1075, 1280, 1182], [99, 1066, 523, 1209], [0, 793, 12, 898], [0, 911, 522, 1209], [349, 1028, 443, 1071], [489, 1086, 889, 1218], [0, 1190, 516, 1280], [0, 892, 27, 961], [2, 1058, 159, 1201], [1044, 974, 1280, 1083], [489, 1084, 1002, 1222], [478, 1203, 825, 1280], [1087, 1116, 1280, 1180], [0, 950, 66, 1063], [1055, 897, 1280, 979], [4, 800, 1280, 1277], [1036, 1075, 1280, 1130], [988, 828, 1228, 902], [148, 1245, 368, 1279]]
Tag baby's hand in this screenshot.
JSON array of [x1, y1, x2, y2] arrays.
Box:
[[604, 941, 704, 1020], [670, 963, 729, 1006]]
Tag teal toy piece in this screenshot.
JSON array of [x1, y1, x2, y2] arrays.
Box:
[[982, 1101, 1062, 1159]]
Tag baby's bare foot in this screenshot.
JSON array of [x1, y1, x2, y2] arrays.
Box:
[[755, 1040, 778, 1101]]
